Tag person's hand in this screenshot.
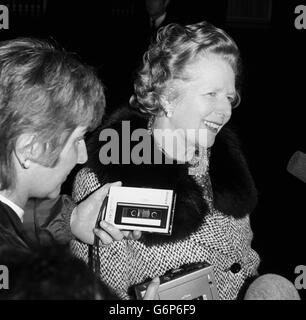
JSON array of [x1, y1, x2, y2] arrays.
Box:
[[143, 277, 160, 300], [70, 182, 142, 245], [94, 220, 142, 245]]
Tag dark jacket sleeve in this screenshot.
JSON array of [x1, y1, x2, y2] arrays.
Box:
[[28, 195, 76, 246]]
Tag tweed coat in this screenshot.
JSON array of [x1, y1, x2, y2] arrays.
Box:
[[71, 106, 260, 300]]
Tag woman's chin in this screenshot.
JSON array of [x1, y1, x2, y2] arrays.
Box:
[[207, 140, 215, 148], [46, 186, 61, 199], [198, 136, 215, 149]]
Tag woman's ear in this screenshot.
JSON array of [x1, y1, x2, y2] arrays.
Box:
[[14, 133, 43, 169]]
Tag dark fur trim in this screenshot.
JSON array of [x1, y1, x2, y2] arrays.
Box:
[[85, 106, 257, 246], [210, 127, 258, 218]]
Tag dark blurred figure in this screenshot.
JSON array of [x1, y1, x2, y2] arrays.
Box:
[[190, 0, 228, 28], [143, 0, 194, 44], [146, 0, 171, 37], [0, 245, 118, 300], [144, 0, 228, 37]]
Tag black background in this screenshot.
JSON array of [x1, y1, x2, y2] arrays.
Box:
[[1, 0, 305, 299]]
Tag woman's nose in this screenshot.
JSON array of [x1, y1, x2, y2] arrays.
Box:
[[78, 140, 88, 164]]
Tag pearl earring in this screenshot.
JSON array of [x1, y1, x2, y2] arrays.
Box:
[[166, 110, 173, 118], [22, 159, 30, 169], [161, 96, 174, 118]]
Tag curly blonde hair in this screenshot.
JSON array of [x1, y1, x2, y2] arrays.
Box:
[[131, 21, 241, 116]]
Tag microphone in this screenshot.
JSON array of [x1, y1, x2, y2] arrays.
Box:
[[244, 274, 300, 300], [287, 151, 306, 183]]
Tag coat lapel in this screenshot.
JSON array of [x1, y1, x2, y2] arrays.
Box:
[[0, 201, 34, 249]]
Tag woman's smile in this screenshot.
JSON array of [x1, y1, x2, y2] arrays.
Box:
[[203, 120, 223, 133]]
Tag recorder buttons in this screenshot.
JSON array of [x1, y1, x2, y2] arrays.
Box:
[[230, 262, 241, 274]]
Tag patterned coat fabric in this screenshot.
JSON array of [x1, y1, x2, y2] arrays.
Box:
[[71, 106, 260, 300]]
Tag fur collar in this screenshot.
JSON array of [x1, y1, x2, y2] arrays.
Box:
[[86, 106, 258, 246]]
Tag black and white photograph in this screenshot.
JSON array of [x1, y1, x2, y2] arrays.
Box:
[[0, 0, 305, 310]]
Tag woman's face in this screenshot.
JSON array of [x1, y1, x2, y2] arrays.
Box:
[[29, 126, 88, 199], [166, 54, 236, 149]]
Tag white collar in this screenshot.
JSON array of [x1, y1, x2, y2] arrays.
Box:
[[152, 12, 167, 28], [0, 194, 24, 222]]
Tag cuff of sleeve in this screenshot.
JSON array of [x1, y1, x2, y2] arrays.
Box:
[[62, 195, 77, 241]]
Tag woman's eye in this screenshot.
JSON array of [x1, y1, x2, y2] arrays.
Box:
[[206, 92, 217, 97]]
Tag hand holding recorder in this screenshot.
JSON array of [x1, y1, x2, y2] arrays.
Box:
[[71, 182, 142, 245]]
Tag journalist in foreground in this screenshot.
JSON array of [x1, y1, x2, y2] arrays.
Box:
[[0, 38, 142, 250], [0, 38, 160, 300], [71, 21, 261, 300]]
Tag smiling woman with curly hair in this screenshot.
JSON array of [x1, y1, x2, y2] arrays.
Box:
[[70, 21, 263, 300]]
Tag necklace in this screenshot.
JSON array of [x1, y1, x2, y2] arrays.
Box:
[[188, 147, 209, 178], [188, 148, 213, 202]]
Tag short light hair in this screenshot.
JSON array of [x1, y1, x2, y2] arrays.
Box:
[[131, 21, 241, 115], [0, 38, 105, 190]]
